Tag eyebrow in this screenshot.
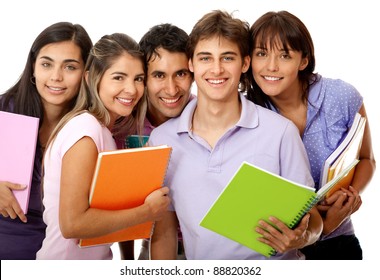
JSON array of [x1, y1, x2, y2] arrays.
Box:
[[150, 70, 165, 76], [39, 56, 81, 64], [111, 71, 128, 76], [196, 51, 238, 56], [255, 46, 293, 52], [111, 71, 145, 78], [151, 69, 189, 76]]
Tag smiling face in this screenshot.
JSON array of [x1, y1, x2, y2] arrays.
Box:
[[146, 48, 193, 126], [34, 40, 85, 110], [98, 52, 145, 125], [250, 39, 308, 100], [189, 36, 250, 102]]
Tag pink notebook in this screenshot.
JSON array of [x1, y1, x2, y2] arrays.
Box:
[[0, 111, 39, 214]]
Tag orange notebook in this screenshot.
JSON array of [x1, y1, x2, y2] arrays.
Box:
[[79, 145, 172, 247]]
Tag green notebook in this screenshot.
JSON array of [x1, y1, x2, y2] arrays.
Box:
[[199, 160, 359, 257]]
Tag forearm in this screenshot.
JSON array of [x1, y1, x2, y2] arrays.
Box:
[[303, 207, 323, 247], [150, 211, 178, 260], [60, 204, 153, 239], [351, 158, 376, 193]]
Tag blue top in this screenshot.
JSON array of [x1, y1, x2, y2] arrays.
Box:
[[0, 97, 46, 259], [270, 75, 363, 239], [149, 93, 314, 259]]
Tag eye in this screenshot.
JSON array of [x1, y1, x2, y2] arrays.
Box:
[[280, 53, 291, 59], [113, 75, 124, 81], [223, 56, 234, 62], [255, 50, 266, 57], [135, 76, 145, 83], [199, 56, 210, 62], [177, 70, 189, 78], [154, 73, 165, 79], [41, 62, 51, 68], [65, 65, 77, 71]]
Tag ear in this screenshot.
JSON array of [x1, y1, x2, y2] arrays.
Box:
[[241, 55, 251, 73], [188, 59, 194, 73], [84, 70, 90, 83], [299, 57, 309, 71]]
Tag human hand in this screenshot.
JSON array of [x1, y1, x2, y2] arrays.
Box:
[[256, 214, 310, 254], [0, 181, 27, 223], [144, 186, 170, 221], [317, 186, 361, 235]]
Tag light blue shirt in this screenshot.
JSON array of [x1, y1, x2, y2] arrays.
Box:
[[149, 93, 314, 260], [270, 75, 363, 240]]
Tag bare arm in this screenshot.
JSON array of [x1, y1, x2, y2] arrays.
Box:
[[150, 211, 178, 260], [351, 105, 376, 192], [59, 136, 170, 239]]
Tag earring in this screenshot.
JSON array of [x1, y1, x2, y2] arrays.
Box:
[[30, 76, 36, 85]]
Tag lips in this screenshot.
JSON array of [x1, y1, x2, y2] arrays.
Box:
[[116, 97, 133, 105], [47, 86, 66, 93], [207, 79, 226, 84], [263, 75, 282, 81], [160, 96, 181, 104]]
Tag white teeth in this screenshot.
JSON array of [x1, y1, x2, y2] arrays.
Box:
[[117, 97, 133, 104], [208, 79, 225, 84], [264, 76, 281, 81], [161, 97, 180, 104], [48, 86, 64, 91]]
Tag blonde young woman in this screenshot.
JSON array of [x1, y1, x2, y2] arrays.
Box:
[[37, 33, 170, 259]]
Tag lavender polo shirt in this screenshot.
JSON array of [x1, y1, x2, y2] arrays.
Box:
[[149, 93, 314, 260]]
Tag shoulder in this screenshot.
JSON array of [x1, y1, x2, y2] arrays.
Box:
[[310, 75, 363, 121], [63, 112, 103, 134], [55, 112, 107, 150], [313, 75, 362, 103]]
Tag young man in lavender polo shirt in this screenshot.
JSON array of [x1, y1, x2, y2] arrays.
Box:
[[149, 10, 323, 260]]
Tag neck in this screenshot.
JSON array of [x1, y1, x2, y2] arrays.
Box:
[[192, 94, 241, 148], [147, 107, 168, 127], [269, 84, 308, 136], [39, 103, 71, 149]]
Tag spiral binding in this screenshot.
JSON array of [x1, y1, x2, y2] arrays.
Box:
[[289, 195, 318, 228], [161, 147, 173, 187], [269, 248, 277, 256]]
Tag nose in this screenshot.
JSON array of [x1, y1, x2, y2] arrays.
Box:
[[123, 80, 138, 96], [211, 60, 224, 75], [267, 56, 279, 72], [164, 77, 178, 97], [50, 67, 63, 82]]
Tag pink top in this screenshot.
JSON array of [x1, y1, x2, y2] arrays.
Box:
[[37, 113, 116, 259]]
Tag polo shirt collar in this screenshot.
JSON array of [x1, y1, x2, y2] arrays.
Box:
[[176, 92, 259, 134]]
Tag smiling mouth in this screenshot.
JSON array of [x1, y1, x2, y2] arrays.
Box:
[[161, 96, 181, 104], [47, 86, 66, 92], [263, 76, 282, 81], [207, 79, 226, 85], [116, 97, 133, 105]]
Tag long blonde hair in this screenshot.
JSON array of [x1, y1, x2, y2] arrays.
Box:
[[46, 33, 147, 151]]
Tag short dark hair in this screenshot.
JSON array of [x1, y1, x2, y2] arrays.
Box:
[[139, 23, 189, 64]]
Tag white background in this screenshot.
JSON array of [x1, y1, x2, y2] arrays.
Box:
[[1, 0, 378, 275]]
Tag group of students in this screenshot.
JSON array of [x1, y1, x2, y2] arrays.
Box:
[[0, 9, 375, 260]]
